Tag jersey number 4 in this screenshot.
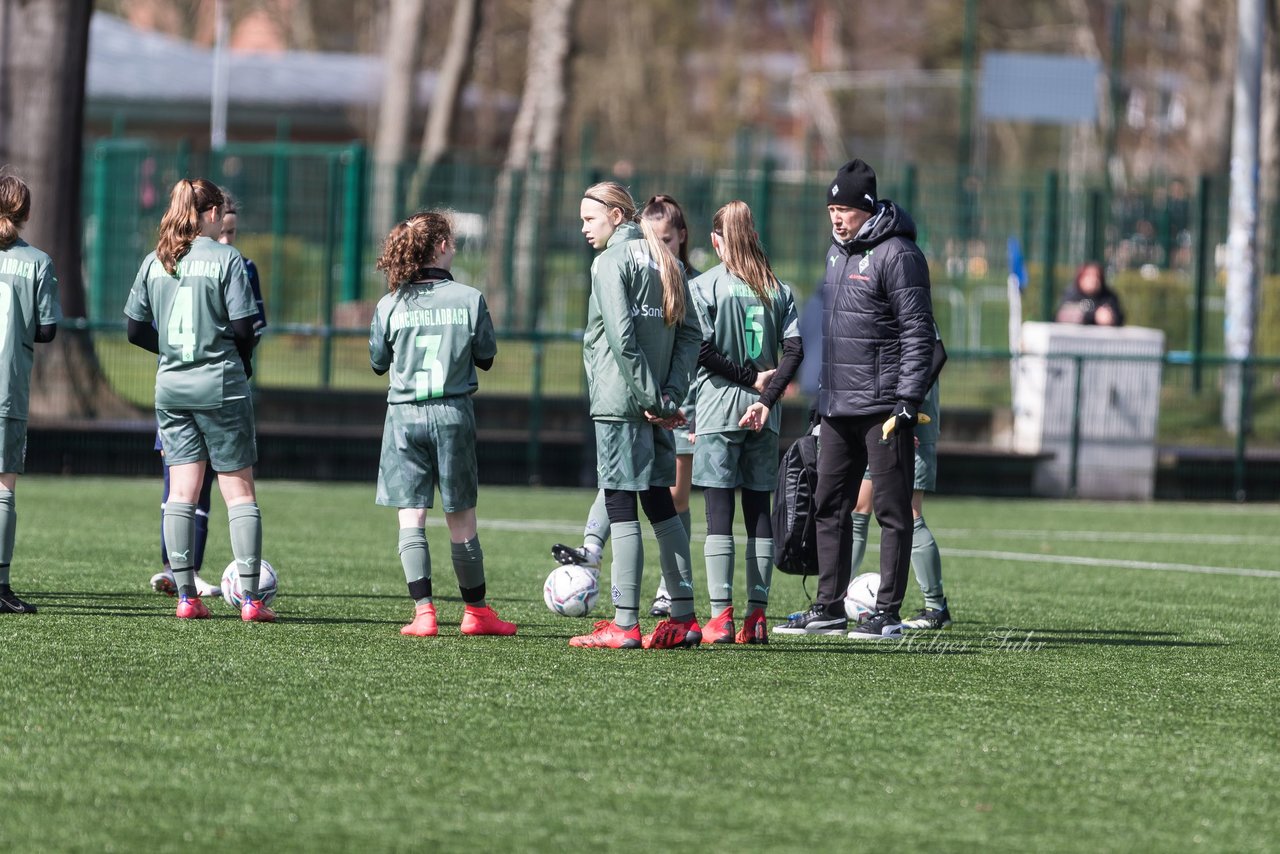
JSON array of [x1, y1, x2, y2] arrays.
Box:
[[167, 287, 197, 362], [414, 333, 445, 400]]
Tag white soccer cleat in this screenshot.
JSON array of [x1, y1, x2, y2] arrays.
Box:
[[150, 570, 177, 596]]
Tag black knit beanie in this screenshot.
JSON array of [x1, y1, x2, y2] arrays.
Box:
[[826, 159, 877, 212]]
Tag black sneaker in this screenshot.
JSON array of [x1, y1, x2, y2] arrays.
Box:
[[901, 603, 952, 631], [0, 589, 38, 614], [772, 604, 847, 636], [551, 543, 600, 569], [847, 610, 904, 640]]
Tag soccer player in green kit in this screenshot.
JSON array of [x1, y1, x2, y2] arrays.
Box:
[[691, 201, 803, 644], [569, 182, 702, 649], [0, 175, 61, 614], [125, 178, 273, 622], [370, 211, 515, 638]]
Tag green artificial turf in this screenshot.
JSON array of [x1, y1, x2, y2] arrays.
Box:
[[1, 479, 1277, 852]]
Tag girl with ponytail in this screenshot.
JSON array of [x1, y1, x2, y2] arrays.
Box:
[[0, 174, 62, 615], [569, 181, 703, 649], [124, 178, 274, 622], [690, 199, 804, 644]]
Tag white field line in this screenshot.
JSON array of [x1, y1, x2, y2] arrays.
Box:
[[937, 528, 1280, 547], [435, 516, 1280, 580]]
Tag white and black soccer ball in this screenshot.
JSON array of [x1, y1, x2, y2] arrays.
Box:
[[543, 564, 599, 618], [221, 559, 278, 608], [844, 571, 880, 621]]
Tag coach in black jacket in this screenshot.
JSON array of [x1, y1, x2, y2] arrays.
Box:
[[774, 158, 936, 641]]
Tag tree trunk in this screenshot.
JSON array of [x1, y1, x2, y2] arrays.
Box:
[[487, 0, 575, 331], [407, 0, 481, 209], [371, 0, 428, 240], [0, 0, 137, 419]]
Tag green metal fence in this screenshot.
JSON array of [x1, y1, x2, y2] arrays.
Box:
[[71, 140, 1280, 496]]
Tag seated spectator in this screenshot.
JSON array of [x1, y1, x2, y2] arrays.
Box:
[[1056, 261, 1124, 326]]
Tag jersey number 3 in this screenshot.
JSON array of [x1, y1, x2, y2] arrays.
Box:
[[167, 287, 197, 362], [414, 333, 445, 400]]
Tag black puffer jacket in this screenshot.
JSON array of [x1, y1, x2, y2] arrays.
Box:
[[817, 201, 935, 418]]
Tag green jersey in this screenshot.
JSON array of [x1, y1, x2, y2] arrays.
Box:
[[691, 263, 799, 435], [123, 236, 256, 410], [583, 223, 700, 421], [369, 277, 496, 403], [0, 239, 61, 421]]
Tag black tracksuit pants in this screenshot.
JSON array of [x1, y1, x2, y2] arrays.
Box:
[[813, 413, 915, 616]]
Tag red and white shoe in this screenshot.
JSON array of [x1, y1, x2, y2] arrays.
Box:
[[735, 608, 769, 644], [642, 617, 703, 649], [175, 595, 210, 620], [569, 620, 642, 649], [700, 608, 736, 645], [401, 603, 439, 637], [240, 596, 277, 623], [460, 605, 516, 636]]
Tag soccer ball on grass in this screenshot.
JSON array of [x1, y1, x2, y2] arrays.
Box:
[[844, 571, 880, 621], [220, 559, 278, 608], [543, 564, 599, 617]]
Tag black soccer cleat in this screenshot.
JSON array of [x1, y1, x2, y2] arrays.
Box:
[[551, 543, 600, 569], [0, 589, 38, 614]]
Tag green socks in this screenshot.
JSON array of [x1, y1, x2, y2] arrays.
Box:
[[451, 536, 486, 606], [849, 511, 870, 574], [162, 501, 197, 596], [609, 521, 643, 628], [584, 490, 610, 551], [653, 515, 694, 621], [228, 502, 263, 596], [745, 537, 773, 612], [398, 528, 431, 605], [0, 489, 14, 586], [704, 534, 734, 618], [911, 516, 946, 610], [678, 508, 691, 539]]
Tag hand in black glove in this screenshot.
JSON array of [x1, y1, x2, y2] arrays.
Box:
[[880, 400, 918, 443], [241, 353, 254, 380], [891, 399, 918, 430]]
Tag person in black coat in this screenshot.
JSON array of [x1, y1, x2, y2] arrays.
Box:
[[1055, 261, 1124, 326], [773, 158, 937, 641]]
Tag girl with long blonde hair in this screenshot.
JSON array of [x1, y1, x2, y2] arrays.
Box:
[[568, 181, 703, 649]]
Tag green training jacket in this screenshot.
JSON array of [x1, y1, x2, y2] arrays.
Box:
[[583, 222, 700, 421]]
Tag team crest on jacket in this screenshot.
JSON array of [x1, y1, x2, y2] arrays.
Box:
[[859, 253, 871, 273]]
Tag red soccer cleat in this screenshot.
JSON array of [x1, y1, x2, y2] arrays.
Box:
[[175, 595, 210, 620], [642, 617, 703, 649], [735, 608, 769, 644], [700, 608, 737, 645], [569, 620, 642, 649], [460, 605, 517, 636], [240, 596, 277, 623], [401, 602, 438, 637]]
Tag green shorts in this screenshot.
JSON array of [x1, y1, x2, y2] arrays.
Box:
[[377, 397, 478, 511], [673, 423, 694, 456], [692, 429, 778, 492], [595, 420, 676, 491], [157, 398, 257, 472], [0, 418, 28, 474], [862, 442, 937, 492]]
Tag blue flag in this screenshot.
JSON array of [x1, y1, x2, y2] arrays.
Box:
[[1007, 237, 1028, 291]]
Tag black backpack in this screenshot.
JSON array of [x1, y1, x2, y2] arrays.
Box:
[[772, 425, 820, 577]]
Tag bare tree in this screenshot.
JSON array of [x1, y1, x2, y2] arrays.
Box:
[[487, 0, 576, 330], [407, 0, 482, 209], [371, 0, 428, 240], [0, 0, 135, 419]]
